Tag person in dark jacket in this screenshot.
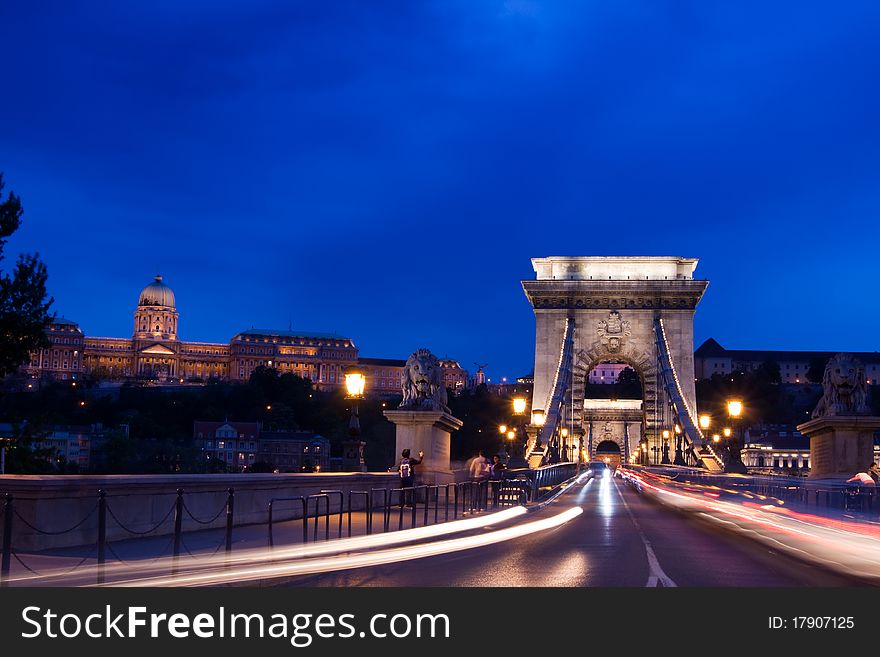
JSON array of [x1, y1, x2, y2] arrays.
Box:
[[398, 448, 423, 507]]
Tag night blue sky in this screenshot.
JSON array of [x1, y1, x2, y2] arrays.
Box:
[[2, 1, 880, 381]]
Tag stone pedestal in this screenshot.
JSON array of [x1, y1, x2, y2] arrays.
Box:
[[383, 410, 463, 485], [342, 439, 367, 472], [797, 416, 880, 480]]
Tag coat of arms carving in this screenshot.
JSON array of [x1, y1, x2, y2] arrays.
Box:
[[597, 311, 630, 353]]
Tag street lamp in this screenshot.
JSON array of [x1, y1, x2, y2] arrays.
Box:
[[699, 414, 711, 431], [531, 409, 546, 427], [498, 424, 507, 435], [345, 369, 366, 399], [530, 408, 546, 464], [724, 399, 747, 473], [344, 367, 367, 472], [507, 397, 530, 469], [727, 400, 743, 418], [672, 422, 686, 466], [661, 429, 671, 464], [561, 427, 570, 462]]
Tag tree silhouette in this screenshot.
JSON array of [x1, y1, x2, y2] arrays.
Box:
[[0, 173, 53, 377]]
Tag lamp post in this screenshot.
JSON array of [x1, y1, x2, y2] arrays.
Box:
[[496, 424, 509, 464], [724, 399, 747, 473], [673, 422, 686, 466], [560, 427, 570, 463], [530, 408, 546, 465], [343, 367, 367, 472], [506, 397, 531, 469], [661, 429, 671, 465], [699, 414, 711, 432]]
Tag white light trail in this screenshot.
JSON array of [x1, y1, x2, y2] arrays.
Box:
[[8, 506, 529, 586], [108, 507, 584, 587]]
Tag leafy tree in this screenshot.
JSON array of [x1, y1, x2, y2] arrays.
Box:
[[616, 367, 643, 398], [755, 359, 781, 385], [0, 173, 53, 377], [807, 356, 829, 384]]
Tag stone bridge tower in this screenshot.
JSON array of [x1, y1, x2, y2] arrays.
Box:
[[522, 256, 708, 452]]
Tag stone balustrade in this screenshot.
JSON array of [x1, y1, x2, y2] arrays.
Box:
[[0, 472, 397, 550]]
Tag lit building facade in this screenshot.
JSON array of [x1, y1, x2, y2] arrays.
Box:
[[194, 421, 261, 471], [24, 276, 357, 391], [357, 357, 470, 397], [438, 358, 469, 394], [588, 362, 628, 384], [22, 276, 466, 395], [358, 357, 407, 395], [695, 338, 880, 385], [194, 421, 330, 472]]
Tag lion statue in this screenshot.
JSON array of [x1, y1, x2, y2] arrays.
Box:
[[399, 348, 449, 412], [811, 353, 870, 418]]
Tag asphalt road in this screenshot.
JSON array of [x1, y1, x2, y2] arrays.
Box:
[[280, 472, 856, 587]]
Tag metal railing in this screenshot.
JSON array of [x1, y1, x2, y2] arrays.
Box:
[[635, 467, 880, 517], [1, 487, 238, 586], [0, 465, 581, 586]]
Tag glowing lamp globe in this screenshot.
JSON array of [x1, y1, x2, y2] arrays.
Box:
[[344, 369, 366, 399], [727, 400, 744, 418], [531, 409, 546, 426]]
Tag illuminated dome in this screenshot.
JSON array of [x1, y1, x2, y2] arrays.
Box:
[[138, 275, 176, 308]]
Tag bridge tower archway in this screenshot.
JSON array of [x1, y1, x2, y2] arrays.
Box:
[[522, 256, 709, 464], [594, 440, 622, 468]]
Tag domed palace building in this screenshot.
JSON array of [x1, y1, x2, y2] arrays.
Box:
[[24, 275, 359, 390]]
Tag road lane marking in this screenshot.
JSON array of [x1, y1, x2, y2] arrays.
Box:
[[612, 477, 677, 588]]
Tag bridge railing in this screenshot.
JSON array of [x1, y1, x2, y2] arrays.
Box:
[[0, 476, 550, 586], [505, 462, 578, 500], [635, 467, 880, 517]]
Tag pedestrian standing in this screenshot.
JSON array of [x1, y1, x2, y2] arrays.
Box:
[[398, 448, 423, 507]]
